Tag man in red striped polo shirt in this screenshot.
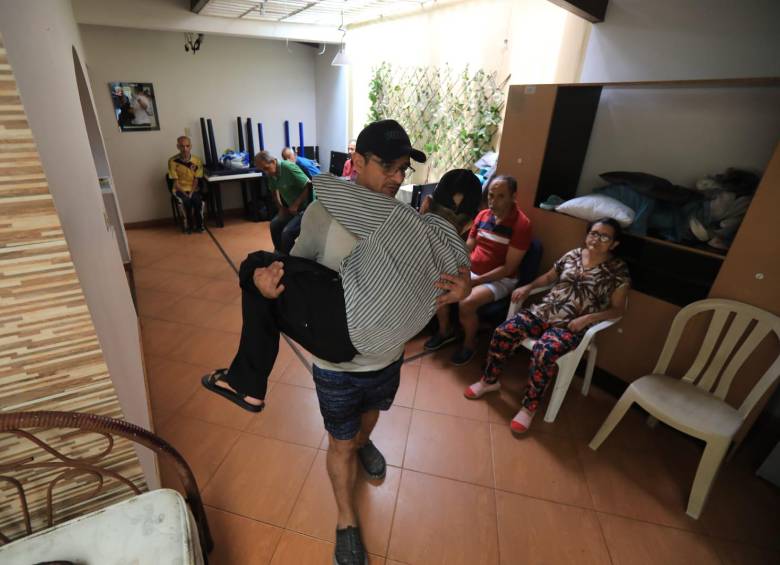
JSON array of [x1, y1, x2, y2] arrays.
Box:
[[425, 175, 532, 364]]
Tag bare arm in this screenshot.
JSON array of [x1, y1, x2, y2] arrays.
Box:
[[471, 246, 526, 286], [510, 266, 559, 304], [466, 236, 477, 253], [567, 283, 629, 333], [288, 183, 312, 214]]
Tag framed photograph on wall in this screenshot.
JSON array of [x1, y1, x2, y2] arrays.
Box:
[[108, 82, 160, 131]]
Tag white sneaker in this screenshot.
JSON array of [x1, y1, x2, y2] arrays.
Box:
[[464, 380, 501, 399], [510, 408, 536, 434]]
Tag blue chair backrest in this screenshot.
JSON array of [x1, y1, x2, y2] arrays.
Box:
[[517, 238, 543, 285]]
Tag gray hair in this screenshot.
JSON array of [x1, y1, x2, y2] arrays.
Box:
[[255, 150, 275, 164]]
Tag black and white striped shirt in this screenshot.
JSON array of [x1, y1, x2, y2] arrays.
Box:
[[312, 174, 470, 355]]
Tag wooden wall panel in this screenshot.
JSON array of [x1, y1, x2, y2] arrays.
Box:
[[0, 35, 145, 541]]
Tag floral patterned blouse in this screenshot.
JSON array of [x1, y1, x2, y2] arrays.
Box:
[[529, 248, 630, 328]]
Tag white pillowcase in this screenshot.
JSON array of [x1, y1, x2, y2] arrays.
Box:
[[554, 194, 635, 227]]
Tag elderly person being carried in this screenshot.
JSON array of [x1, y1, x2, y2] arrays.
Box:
[[464, 217, 630, 434]]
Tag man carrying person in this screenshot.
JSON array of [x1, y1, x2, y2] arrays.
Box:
[[425, 174, 532, 364], [254, 150, 312, 254], [281, 146, 321, 179], [202, 120, 479, 565], [167, 135, 205, 233]]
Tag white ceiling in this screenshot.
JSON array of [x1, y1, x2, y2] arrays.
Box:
[[196, 0, 438, 28]]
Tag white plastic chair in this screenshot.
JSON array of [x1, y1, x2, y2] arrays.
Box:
[[588, 298, 780, 519], [507, 285, 623, 423]]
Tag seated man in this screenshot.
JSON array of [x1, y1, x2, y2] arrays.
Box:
[[281, 146, 321, 179], [167, 135, 205, 233], [341, 139, 357, 181], [425, 175, 532, 365], [254, 150, 312, 254]]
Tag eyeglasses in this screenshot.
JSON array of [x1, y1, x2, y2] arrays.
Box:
[[587, 230, 614, 243], [368, 156, 415, 179]]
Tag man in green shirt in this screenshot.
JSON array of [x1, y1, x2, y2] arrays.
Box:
[[255, 150, 313, 254]]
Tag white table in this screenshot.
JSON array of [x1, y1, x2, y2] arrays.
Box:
[[204, 170, 264, 227]]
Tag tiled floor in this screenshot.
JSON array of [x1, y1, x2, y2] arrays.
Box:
[[130, 220, 780, 565]]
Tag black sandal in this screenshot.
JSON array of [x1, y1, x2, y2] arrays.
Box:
[[201, 369, 265, 413]]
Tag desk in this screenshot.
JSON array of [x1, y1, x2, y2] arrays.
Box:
[[204, 171, 263, 227]]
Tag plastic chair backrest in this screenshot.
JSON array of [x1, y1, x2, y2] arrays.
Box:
[[652, 298, 780, 417]]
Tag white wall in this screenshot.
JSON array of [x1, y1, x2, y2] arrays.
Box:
[[577, 86, 780, 192], [80, 26, 320, 223], [345, 0, 589, 180], [580, 0, 780, 82], [315, 44, 348, 173], [0, 0, 156, 485]]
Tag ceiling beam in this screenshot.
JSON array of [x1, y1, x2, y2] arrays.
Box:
[[73, 0, 343, 44], [546, 0, 608, 23]]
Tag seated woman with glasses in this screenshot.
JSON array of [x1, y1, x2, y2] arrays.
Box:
[[464, 217, 630, 434]]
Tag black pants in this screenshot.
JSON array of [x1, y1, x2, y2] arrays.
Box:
[[173, 190, 204, 230], [225, 251, 357, 399], [270, 210, 303, 254]]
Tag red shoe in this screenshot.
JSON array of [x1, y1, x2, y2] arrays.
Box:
[[510, 408, 536, 434]]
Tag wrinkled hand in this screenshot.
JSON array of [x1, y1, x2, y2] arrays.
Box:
[[253, 262, 285, 299], [434, 266, 471, 306], [567, 315, 591, 333], [511, 285, 532, 304]]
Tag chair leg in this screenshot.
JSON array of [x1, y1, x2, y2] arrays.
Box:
[[543, 357, 576, 423], [581, 344, 597, 396], [589, 392, 635, 450], [686, 437, 730, 519]]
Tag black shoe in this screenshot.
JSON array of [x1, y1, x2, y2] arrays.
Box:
[[334, 526, 368, 565], [450, 347, 475, 366], [357, 440, 386, 480], [423, 331, 457, 351]]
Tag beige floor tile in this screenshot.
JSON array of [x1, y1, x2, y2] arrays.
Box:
[[177, 383, 262, 431], [167, 328, 240, 368], [577, 443, 702, 531], [268, 531, 387, 565], [132, 267, 179, 291], [155, 297, 227, 327], [492, 424, 593, 507], [367, 405, 412, 468], [203, 433, 316, 526], [387, 470, 498, 565], [393, 363, 419, 408], [495, 490, 611, 565], [598, 513, 722, 565], [414, 366, 489, 421], [157, 415, 241, 490], [164, 273, 215, 295], [205, 506, 283, 565], [209, 303, 243, 333], [139, 318, 187, 357], [279, 358, 315, 389], [714, 540, 780, 565], [146, 357, 208, 413], [404, 410, 493, 486], [697, 457, 780, 550], [269, 339, 298, 382], [246, 383, 325, 447], [136, 288, 185, 318], [194, 279, 242, 304], [286, 451, 401, 556]]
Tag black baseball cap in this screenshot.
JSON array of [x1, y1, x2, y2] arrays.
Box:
[[355, 119, 427, 163], [433, 169, 482, 220]]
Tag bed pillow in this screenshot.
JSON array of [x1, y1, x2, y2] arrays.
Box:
[[554, 194, 635, 227]]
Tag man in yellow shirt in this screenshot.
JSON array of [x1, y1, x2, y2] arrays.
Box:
[[167, 136, 205, 233]]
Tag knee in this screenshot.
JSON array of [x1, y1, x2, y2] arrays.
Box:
[[328, 435, 358, 455]]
